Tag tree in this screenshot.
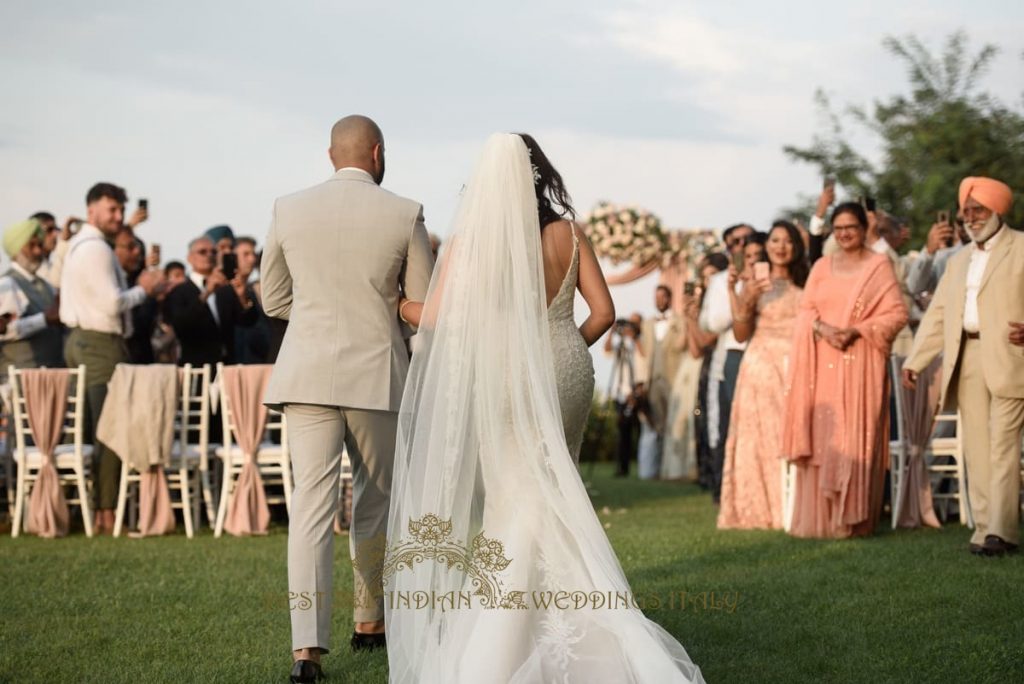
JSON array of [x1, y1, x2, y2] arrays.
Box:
[[784, 32, 1024, 247]]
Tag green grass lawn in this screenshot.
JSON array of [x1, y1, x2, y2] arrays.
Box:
[[2, 463, 1022, 683]]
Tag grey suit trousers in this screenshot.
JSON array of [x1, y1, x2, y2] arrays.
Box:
[[286, 403, 396, 652]]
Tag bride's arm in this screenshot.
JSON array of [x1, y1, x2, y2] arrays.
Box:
[[574, 223, 616, 346], [399, 241, 455, 330]]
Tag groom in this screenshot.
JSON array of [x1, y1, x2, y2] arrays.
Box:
[[261, 115, 434, 681]]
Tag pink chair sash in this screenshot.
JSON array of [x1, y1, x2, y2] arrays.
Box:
[[221, 365, 273, 536], [894, 355, 942, 529], [22, 369, 71, 539]]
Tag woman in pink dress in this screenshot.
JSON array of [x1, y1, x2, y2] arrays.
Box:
[[717, 221, 807, 529], [782, 202, 908, 538]]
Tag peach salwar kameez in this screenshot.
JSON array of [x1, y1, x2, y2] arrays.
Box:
[[782, 253, 908, 538]]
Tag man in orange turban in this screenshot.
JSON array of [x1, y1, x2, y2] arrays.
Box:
[[904, 175, 1021, 556]]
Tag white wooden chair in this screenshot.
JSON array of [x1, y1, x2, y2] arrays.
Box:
[[926, 412, 973, 527], [213, 364, 291, 537], [113, 364, 213, 539], [1, 403, 14, 518], [889, 356, 909, 529], [9, 365, 93, 537]]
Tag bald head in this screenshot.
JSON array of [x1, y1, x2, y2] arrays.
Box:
[[329, 115, 385, 183]]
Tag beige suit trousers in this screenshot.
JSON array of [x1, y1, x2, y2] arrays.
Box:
[[957, 339, 1024, 546], [286, 403, 397, 652]]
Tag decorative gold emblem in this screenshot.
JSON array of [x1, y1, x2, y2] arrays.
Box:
[[384, 513, 527, 609]]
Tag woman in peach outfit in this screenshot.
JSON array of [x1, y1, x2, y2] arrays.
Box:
[[717, 221, 807, 530], [782, 202, 908, 538]]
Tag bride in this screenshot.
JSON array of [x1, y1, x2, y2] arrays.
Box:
[[386, 133, 705, 683]]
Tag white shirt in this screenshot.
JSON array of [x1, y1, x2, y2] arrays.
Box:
[[58, 224, 146, 336], [870, 236, 891, 255], [653, 314, 670, 342], [0, 262, 50, 341], [189, 270, 221, 326], [36, 239, 70, 290], [699, 269, 747, 381], [962, 226, 1004, 334], [808, 214, 827, 236]]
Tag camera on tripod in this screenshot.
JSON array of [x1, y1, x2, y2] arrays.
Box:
[[613, 318, 640, 336]]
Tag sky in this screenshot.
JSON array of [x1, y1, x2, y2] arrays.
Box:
[[1, 0, 1022, 384]]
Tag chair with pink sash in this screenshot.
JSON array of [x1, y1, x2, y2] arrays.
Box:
[[213, 363, 291, 537], [110, 364, 213, 539], [9, 365, 92, 538]]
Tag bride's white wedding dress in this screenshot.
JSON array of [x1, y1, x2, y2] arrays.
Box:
[[384, 134, 704, 683], [547, 227, 594, 464]]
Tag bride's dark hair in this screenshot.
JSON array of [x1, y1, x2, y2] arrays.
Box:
[[516, 133, 576, 229]]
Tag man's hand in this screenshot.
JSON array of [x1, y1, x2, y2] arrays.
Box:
[[1009, 322, 1024, 347], [924, 221, 955, 255], [815, 185, 835, 219], [136, 269, 166, 297], [902, 368, 918, 390], [126, 206, 149, 229], [204, 270, 228, 293], [0, 313, 15, 335], [684, 296, 701, 320]]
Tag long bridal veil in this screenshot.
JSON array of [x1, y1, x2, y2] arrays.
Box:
[[384, 133, 704, 683]]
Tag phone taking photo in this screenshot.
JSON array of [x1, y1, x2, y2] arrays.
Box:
[[221, 252, 238, 281], [753, 261, 770, 282]]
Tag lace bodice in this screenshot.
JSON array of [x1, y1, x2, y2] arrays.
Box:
[[546, 229, 593, 463]]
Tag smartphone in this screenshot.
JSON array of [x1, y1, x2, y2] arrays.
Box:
[[753, 261, 770, 282], [221, 252, 238, 281], [139, 198, 148, 211], [732, 249, 745, 273], [937, 210, 949, 224], [823, 176, 836, 191], [683, 281, 696, 296], [859, 196, 877, 212]]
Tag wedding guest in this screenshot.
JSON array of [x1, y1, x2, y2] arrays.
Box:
[[903, 176, 1022, 556], [700, 223, 755, 503], [234, 236, 271, 363], [782, 202, 907, 538], [660, 282, 707, 481], [691, 253, 728, 490], [637, 285, 684, 479], [0, 219, 64, 382], [806, 183, 836, 264], [718, 221, 807, 529], [905, 216, 968, 302], [60, 182, 165, 534], [872, 212, 915, 355], [205, 224, 236, 258], [114, 226, 159, 364], [164, 260, 186, 287], [603, 313, 645, 477], [161, 235, 257, 367]]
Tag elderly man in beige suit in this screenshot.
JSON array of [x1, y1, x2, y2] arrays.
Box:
[[261, 115, 433, 682], [903, 176, 1023, 558]]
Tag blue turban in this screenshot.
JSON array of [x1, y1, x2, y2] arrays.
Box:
[[204, 224, 235, 245]]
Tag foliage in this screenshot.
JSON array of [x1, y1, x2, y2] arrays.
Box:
[[784, 32, 1024, 246]]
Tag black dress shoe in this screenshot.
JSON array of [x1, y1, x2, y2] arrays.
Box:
[[981, 535, 1019, 557], [351, 631, 387, 652], [968, 542, 985, 555], [290, 659, 324, 682]]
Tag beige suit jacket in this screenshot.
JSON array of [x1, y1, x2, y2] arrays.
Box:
[[904, 226, 1024, 410], [261, 169, 434, 411], [640, 314, 685, 388]]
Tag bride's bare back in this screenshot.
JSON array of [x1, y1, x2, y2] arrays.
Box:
[[540, 219, 615, 346]]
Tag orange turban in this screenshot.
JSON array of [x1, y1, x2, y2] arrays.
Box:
[[959, 176, 1013, 215]]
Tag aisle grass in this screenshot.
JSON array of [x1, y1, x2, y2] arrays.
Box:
[[2, 463, 1021, 683]]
